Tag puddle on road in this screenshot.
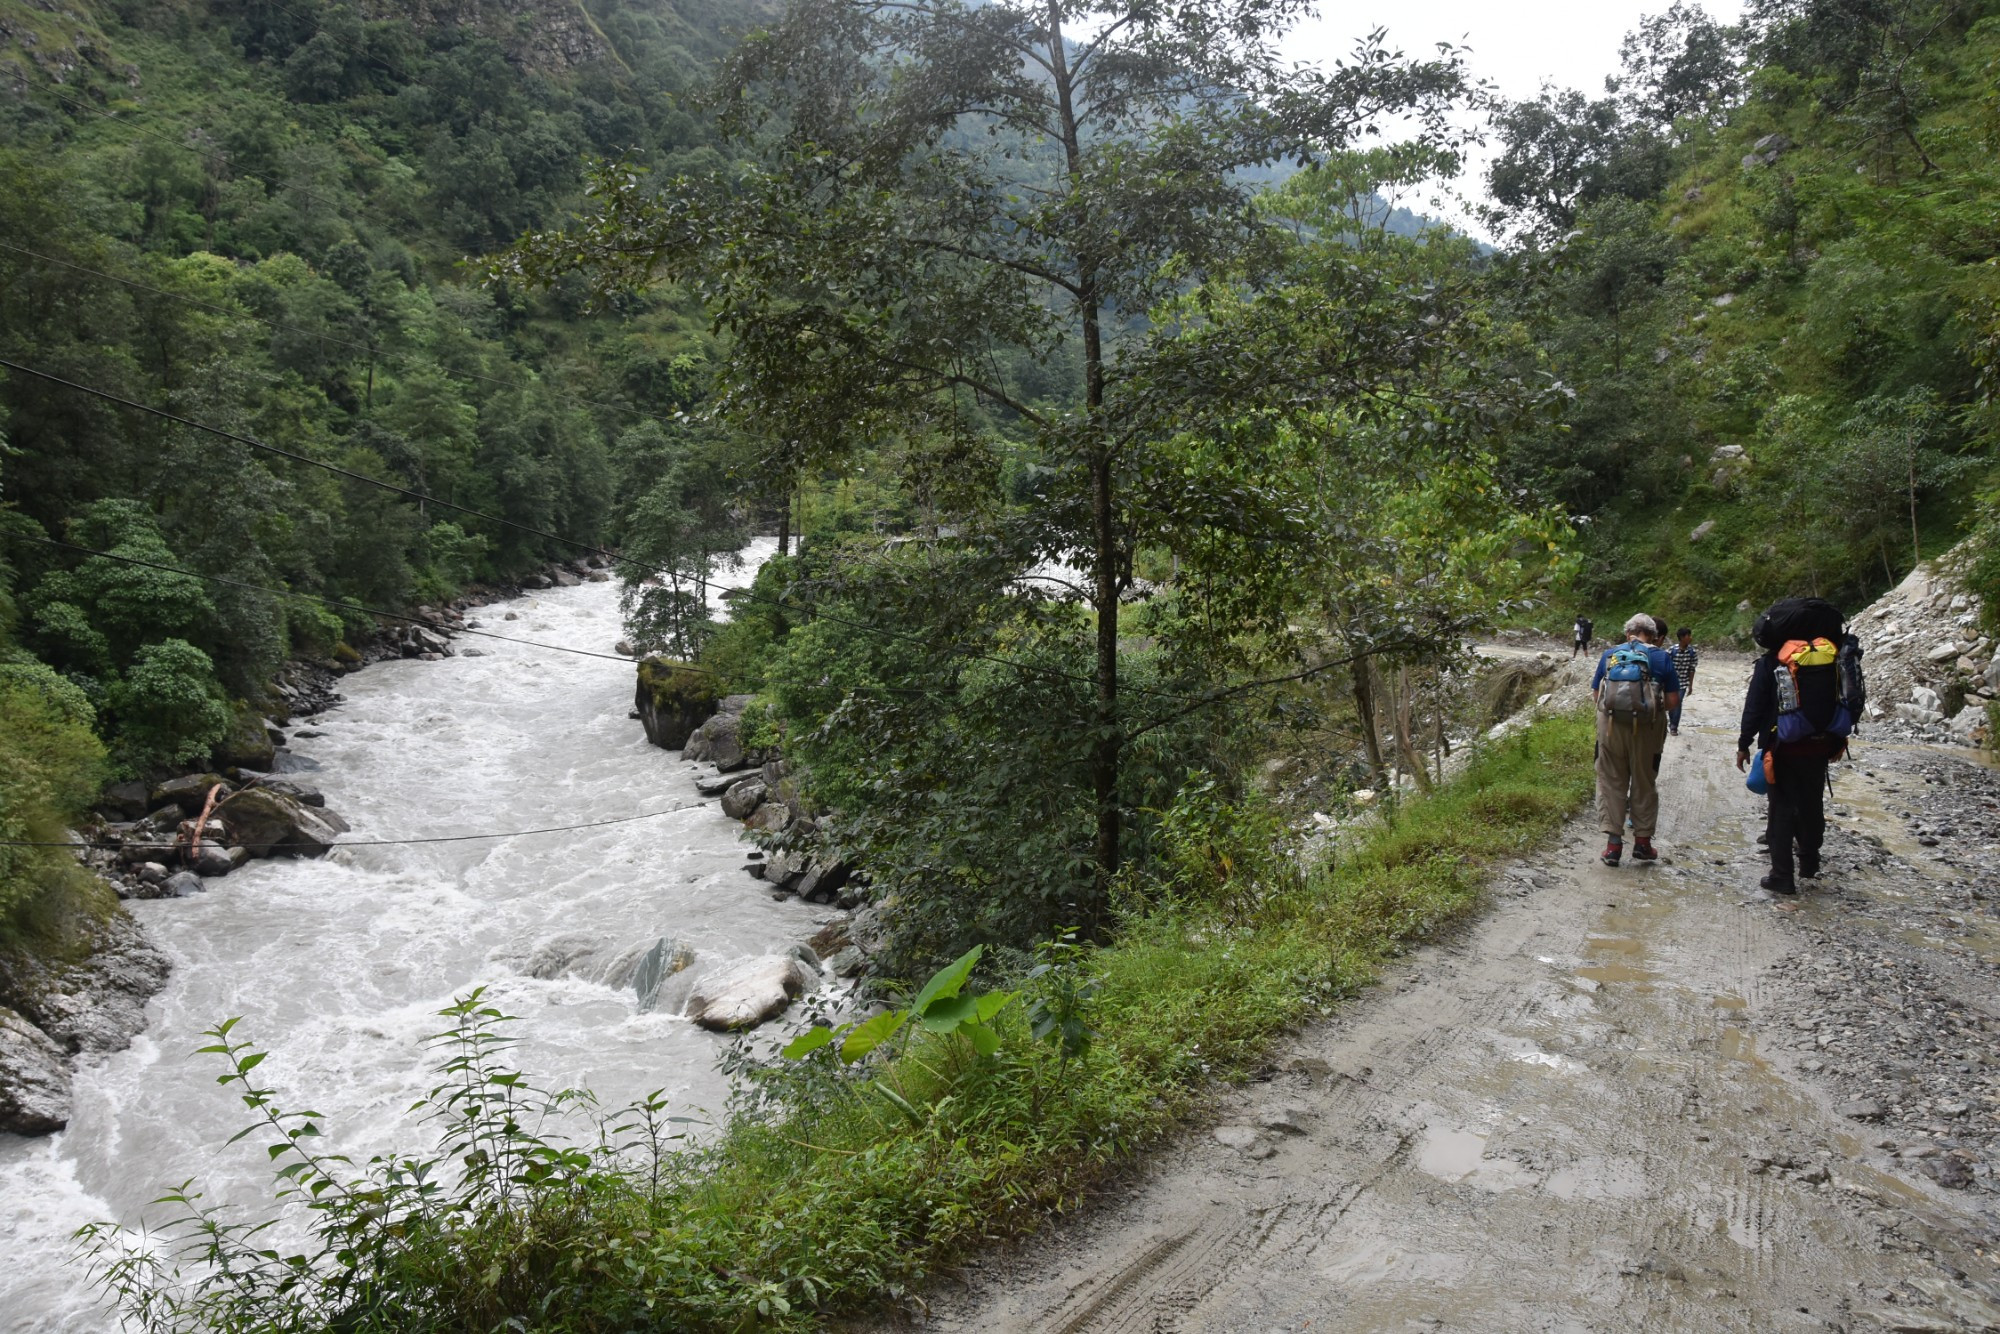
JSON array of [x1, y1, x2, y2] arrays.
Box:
[[1415, 1125, 1536, 1192], [1717, 1026, 1768, 1070], [1545, 1156, 1649, 1201], [1580, 933, 1658, 987], [1577, 961, 1658, 986]]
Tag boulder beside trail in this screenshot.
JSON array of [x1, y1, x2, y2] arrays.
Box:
[[686, 955, 817, 1032], [0, 1009, 71, 1135]]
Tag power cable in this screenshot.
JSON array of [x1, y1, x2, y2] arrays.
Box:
[[0, 801, 710, 852], [0, 240, 649, 424], [0, 356, 1195, 702]]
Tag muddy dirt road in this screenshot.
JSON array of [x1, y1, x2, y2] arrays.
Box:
[[914, 668, 2000, 1332]]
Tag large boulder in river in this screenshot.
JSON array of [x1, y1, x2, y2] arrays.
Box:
[[634, 658, 720, 750], [0, 1009, 70, 1135], [632, 936, 698, 1013], [686, 955, 817, 1031], [221, 788, 351, 857]]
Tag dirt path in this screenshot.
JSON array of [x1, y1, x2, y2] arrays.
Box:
[[908, 669, 2000, 1333]]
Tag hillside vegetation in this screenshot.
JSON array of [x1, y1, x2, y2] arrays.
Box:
[[1482, 0, 2000, 633]]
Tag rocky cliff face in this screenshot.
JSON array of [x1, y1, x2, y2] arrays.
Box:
[[1851, 549, 1995, 744], [358, 0, 617, 73]]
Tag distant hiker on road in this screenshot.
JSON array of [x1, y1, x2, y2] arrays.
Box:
[[1736, 597, 1866, 895], [1668, 627, 1700, 737], [1593, 614, 1681, 867], [1573, 614, 1594, 659]]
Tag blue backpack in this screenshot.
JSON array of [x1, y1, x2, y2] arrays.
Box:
[[1599, 644, 1660, 719]]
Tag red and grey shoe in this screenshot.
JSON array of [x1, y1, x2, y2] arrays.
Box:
[[1601, 840, 1622, 867], [1632, 838, 1658, 862]]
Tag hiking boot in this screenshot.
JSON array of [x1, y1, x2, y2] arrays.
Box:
[[1601, 840, 1622, 867], [1758, 874, 1797, 895], [1669, 727, 1679, 737], [1755, 832, 1769, 846], [1632, 837, 1658, 862]]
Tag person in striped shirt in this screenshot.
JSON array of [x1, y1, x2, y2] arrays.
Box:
[[1667, 627, 1699, 736]]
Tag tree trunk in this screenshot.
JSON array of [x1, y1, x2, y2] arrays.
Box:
[[1394, 666, 1433, 795], [1352, 661, 1386, 788], [777, 487, 790, 557], [1908, 441, 1922, 570], [1047, 1, 1120, 902]]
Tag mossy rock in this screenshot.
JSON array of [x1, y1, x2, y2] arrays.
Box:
[[213, 702, 275, 771], [331, 642, 362, 665], [635, 658, 721, 750]]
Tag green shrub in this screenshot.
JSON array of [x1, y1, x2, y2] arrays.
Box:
[[0, 656, 105, 927], [108, 639, 233, 772]]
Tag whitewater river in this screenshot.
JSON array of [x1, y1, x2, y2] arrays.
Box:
[[0, 538, 820, 1330]]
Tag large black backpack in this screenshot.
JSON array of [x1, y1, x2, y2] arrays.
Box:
[[1757, 597, 1865, 754], [1752, 597, 1844, 651]]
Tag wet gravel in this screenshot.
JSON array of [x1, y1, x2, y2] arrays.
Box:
[[1758, 743, 2000, 1225]]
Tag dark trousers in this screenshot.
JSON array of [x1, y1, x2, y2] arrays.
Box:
[[1668, 702, 1683, 731], [1767, 753, 1829, 881]]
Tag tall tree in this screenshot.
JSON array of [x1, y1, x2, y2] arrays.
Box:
[[503, 0, 1470, 891]]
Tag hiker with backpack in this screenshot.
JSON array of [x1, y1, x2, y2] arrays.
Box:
[[1572, 614, 1594, 659], [1667, 628, 1700, 737], [1592, 614, 1682, 867], [1735, 597, 1866, 895]]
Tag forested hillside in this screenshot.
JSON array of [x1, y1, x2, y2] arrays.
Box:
[[1481, 0, 2000, 631], [0, 0, 776, 926]]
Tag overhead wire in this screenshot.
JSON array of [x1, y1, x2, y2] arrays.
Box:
[[0, 801, 711, 852]]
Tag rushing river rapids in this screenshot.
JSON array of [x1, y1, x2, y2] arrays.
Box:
[[0, 539, 819, 1331]]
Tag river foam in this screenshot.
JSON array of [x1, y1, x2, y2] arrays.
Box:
[[0, 540, 816, 1330]]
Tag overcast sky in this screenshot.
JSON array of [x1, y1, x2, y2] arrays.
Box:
[[1280, 0, 1745, 234]]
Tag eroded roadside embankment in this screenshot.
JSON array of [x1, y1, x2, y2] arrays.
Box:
[[909, 672, 2000, 1333]]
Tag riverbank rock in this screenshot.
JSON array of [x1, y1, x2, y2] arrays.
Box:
[[0, 909, 172, 1061], [0, 1008, 71, 1135], [151, 773, 229, 815], [635, 658, 721, 750], [686, 955, 817, 1031], [720, 778, 767, 820], [235, 773, 326, 807], [220, 788, 350, 857], [682, 695, 760, 771]]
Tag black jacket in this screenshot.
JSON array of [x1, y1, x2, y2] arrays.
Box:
[[1737, 653, 1779, 752]]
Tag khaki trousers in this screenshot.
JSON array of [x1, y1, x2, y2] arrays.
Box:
[[1596, 710, 1663, 839]]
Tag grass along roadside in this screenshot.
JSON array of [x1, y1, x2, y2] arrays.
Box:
[[84, 710, 1595, 1333]]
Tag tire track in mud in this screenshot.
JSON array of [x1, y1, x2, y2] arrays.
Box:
[[904, 674, 2000, 1333]]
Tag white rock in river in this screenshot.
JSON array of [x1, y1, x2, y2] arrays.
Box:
[[686, 955, 817, 1032]]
